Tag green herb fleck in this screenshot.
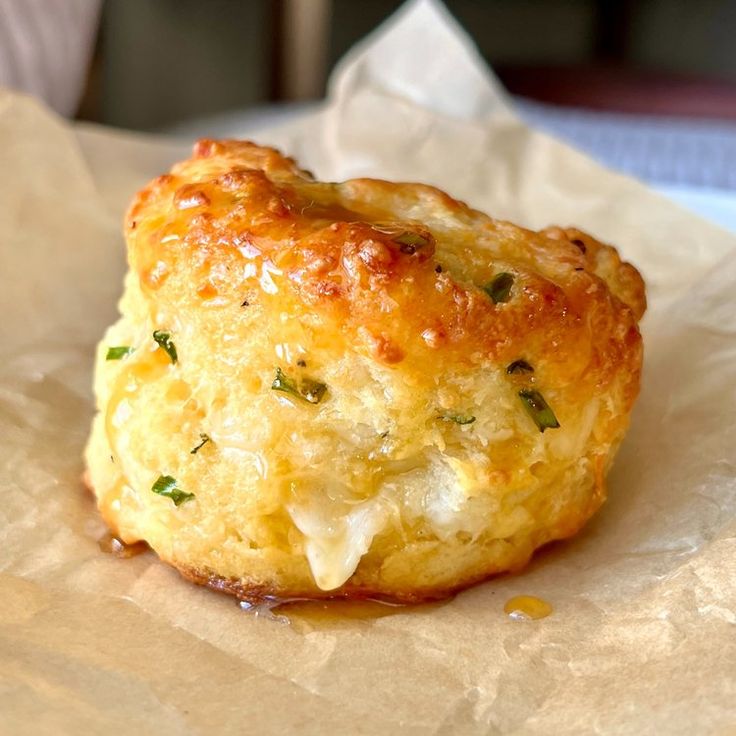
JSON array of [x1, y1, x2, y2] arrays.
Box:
[[438, 412, 476, 425], [271, 367, 327, 405], [106, 346, 134, 360], [393, 231, 430, 253], [153, 330, 178, 363], [271, 367, 298, 396], [518, 389, 560, 432], [190, 434, 211, 455], [484, 272, 514, 303], [371, 224, 431, 253], [301, 377, 328, 403], [151, 475, 194, 506], [507, 359, 534, 375]]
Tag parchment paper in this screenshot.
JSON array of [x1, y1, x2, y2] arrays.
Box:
[[2, 1, 735, 733]]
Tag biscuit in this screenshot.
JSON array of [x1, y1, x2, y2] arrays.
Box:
[[85, 140, 645, 602]]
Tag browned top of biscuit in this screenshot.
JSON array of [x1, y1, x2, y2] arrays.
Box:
[[125, 139, 644, 402]]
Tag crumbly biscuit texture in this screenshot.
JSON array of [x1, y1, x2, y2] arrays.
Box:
[[85, 139, 645, 602]]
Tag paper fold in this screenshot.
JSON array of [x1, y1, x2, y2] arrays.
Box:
[[329, 0, 514, 122]]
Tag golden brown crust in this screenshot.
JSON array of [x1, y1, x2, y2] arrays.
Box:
[[126, 139, 643, 395], [176, 563, 461, 604], [541, 226, 647, 321]]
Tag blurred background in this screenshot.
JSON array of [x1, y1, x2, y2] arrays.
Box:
[[1, 0, 735, 226]]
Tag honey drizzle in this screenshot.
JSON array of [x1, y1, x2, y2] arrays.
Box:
[[98, 532, 148, 558], [238, 596, 446, 629], [504, 595, 553, 621]]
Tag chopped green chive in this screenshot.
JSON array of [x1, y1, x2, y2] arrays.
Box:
[[190, 433, 211, 455], [300, 377, 328, 404], [507, 359, 534, 375], [106, 346, 134, 360], [151, 475, 195, 506], [271, 367, 297, 396], [271, 367, 327, 404], [484, 272, 514, 303], [153, 330, 178, 364], [393, 231, 430, 253], [371, 224, 430, 253], [438, 412, 476, 425], [518, 389, 560, 432]]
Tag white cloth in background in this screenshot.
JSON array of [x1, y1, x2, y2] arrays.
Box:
[[515, 97, 736, 191], [0, 0, 100, 117]]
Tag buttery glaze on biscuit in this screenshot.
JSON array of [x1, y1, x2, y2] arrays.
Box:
[[85, 139, 645, 603]]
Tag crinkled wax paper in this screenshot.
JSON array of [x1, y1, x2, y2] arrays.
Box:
[[1, 1, 735, 733]]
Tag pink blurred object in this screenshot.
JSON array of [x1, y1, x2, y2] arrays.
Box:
[[0, 0, 100, 116]]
